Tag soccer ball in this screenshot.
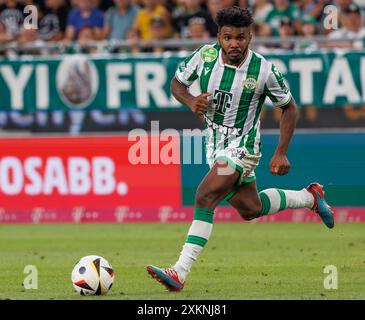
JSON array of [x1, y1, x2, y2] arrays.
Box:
[[71, 255, 115, 296]]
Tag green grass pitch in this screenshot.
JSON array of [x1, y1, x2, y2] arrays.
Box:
[[0, 223, 364, 300]]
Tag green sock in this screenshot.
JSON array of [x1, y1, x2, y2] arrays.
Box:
[[259, 188, 313, 215], [174, 208, 214, 281]]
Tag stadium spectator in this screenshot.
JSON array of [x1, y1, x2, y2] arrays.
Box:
[[16, 0, 69, 45], [38, 0, 70, 42], [252, 0, 273, 23], [265, 0, 300, 36], [295, 14, 319, 50], [17, 25, 37, 44], [223, 0, 237, 7], [297, 0, 327, 18], [278, 16, 296, 49], [149, 14, 172, 52], [0, 0, 24, 43], [158, 0, 175, 12], [102, 0, 139, 40], [206, 0, 237, 38], [129, 0, 170, 41], [297, 0, 331, 35], [96, 0, 114, 11], [205, 0, 224, 36], [336, 0, 356, 13], [3, 0, 365, 53], [328, 3, 365, 48], [78, 25, 98, 53], [171, 0, 211, 38], [64, 0, 104, 42], [16, 0, 39, 44], [187, 16, 210, 40], [248, 0, 274, 47], [254, 20, 272, 36]]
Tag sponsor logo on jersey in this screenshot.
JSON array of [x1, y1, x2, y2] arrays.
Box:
[[243, 77, 257, 90], [201, 47, 218, 63], [205, 117, 243, 136], [213, 89, 233, 115]]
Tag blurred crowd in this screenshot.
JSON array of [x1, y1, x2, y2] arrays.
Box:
[[0, 0, 365, 53]]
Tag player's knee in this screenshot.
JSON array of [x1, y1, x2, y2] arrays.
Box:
[[195, 185, 228, 208], [236, 202, 262, 221], [195, 189, 215, 207]]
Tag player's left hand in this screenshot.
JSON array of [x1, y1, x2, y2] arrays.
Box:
[[269, 152, 290, 175]]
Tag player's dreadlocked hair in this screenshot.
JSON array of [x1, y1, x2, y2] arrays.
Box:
[[216, 6, 254, 29]]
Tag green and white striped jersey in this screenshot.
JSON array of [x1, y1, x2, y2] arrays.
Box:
[[175, 43, 292, 155]]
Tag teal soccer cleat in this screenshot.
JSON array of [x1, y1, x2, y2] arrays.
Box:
[[306, 183, 335, 229], [147, 265, 185, 292]]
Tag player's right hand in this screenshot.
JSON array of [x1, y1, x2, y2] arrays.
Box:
[[189, 93, 212, 115]]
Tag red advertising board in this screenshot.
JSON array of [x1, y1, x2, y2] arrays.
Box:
[[0, 136, 364, 224], [0, 136, 181, 210]]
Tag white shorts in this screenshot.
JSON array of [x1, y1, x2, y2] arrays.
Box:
[[204, 127, 261, 186]]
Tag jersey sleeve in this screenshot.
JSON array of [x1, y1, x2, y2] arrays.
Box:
[[264, 63, 292, 108], [175, 46, 204, 87]]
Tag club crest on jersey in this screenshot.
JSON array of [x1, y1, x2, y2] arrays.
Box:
[[243, 77, 257, 90], [201, 47, 218, 62]]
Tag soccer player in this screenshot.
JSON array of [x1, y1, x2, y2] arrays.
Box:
[[147, 6, 334, 292]]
